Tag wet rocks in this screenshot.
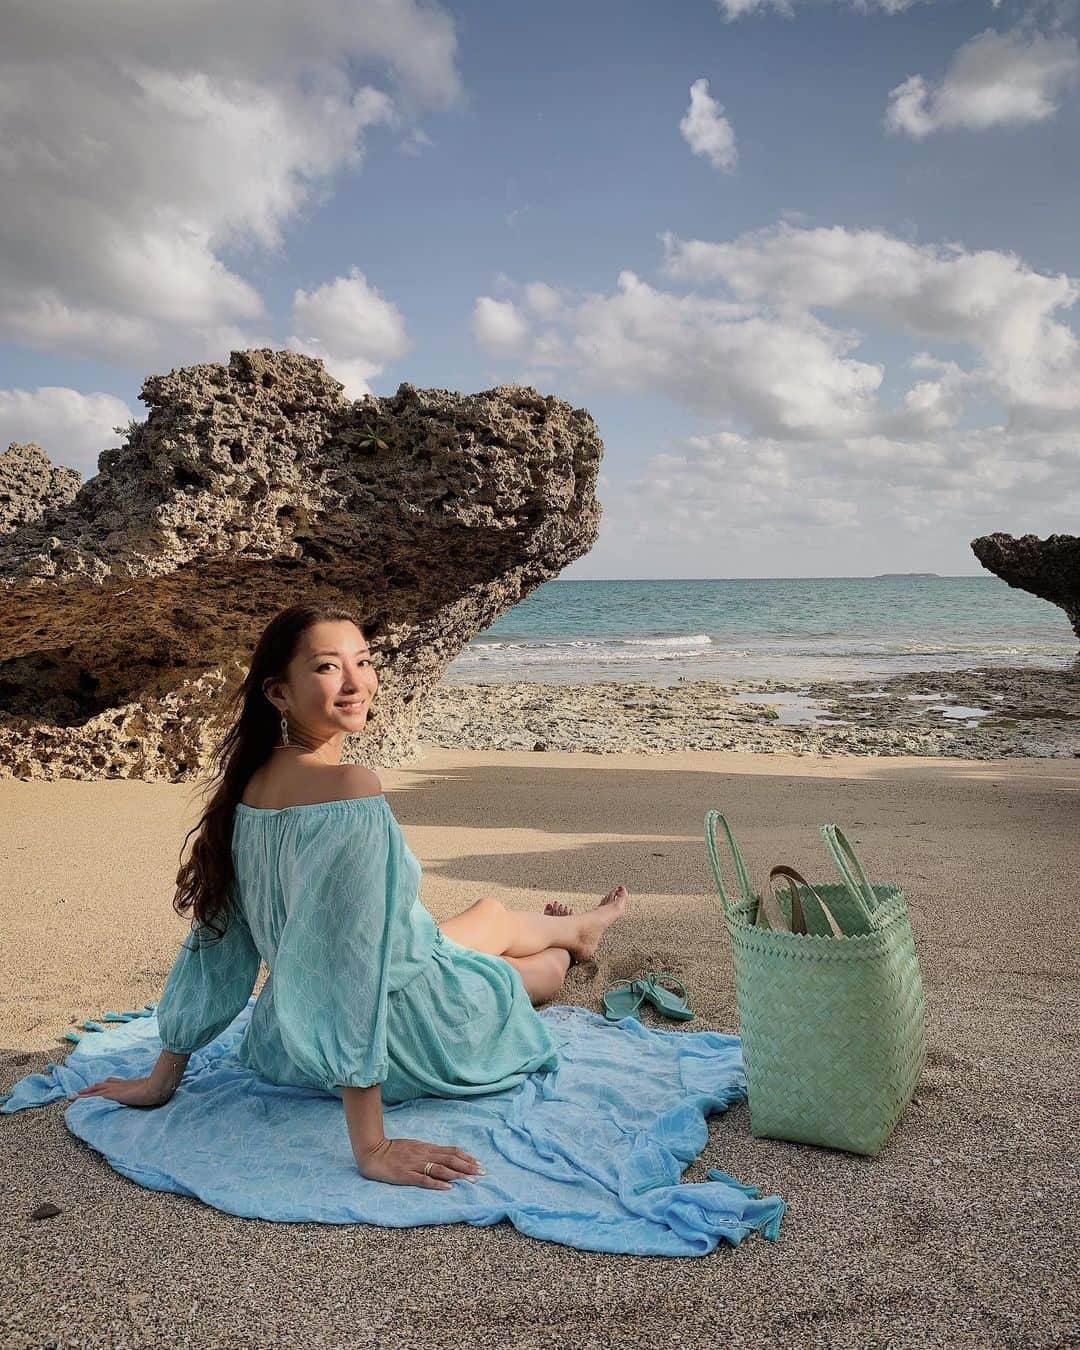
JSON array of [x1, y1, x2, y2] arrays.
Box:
[[419, 666, 1080, 759]]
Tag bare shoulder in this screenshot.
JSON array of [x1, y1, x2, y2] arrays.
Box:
[[240, 759, 382, 809], [334, 763, 384, 799]]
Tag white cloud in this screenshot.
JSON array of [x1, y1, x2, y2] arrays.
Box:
[[885, 28, 1080, 138], [290, 271, 410, 360], [486, 218, 1080, 563], [714, 0, 926, 17], [472, 297, 531, 356], [0, 1, 462, 364], [659, 222, 1080, 427], [714, 0, 790, 15], [885, 357, 974, 435], [573, 271, 885, 436], [602, 420, 1080, 558], [482, 268, 884, 439], [479, 219, 1080, 557], [287, 268, 411, 398], [400, 127, 435, 156], [679, 79, 738, 172], [523, 282, 566, 319], [1, 299, 158, 364], [0, 386, 132, 473]]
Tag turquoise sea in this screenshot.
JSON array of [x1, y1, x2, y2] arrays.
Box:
[[442, 577, 1078, 685]]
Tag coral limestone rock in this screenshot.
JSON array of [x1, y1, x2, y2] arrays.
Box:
[[971, 532, 1080, 642], [0, 350, 603, 780], [0, 442, 82, 536]]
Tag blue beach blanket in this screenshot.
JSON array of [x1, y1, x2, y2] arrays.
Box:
[[1, 1000, 785, 1256]]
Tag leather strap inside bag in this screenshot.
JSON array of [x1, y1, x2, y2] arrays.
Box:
[[757, 865, 844, 938], [754, 866, 799, 932]]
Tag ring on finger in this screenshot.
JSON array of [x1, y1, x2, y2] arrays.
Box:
[[423, 1161, 434, 1177]]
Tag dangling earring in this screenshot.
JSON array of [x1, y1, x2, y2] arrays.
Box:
[[280, 709, 289, 747]]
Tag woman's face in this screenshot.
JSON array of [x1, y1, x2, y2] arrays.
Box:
[[269, 619, 380, 736]]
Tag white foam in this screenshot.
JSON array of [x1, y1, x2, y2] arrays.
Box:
[[618, 634, 713, 647]]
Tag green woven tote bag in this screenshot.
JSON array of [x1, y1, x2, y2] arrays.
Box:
[[704, 812, 926, 1157]]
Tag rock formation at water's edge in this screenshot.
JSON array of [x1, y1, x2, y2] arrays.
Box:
[[971, 532, 1080, 643], [0, 349, 602, 779]]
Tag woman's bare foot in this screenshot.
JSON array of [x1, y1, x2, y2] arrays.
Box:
[[546, 889, 623, 918], [567, 885, 628, 963]]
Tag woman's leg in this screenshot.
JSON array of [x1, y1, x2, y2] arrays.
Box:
[[439, 888, 627, 962], [503, 948, 572, 1006]]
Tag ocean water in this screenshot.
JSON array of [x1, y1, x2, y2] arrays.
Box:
[[441, 577, 1078, 685]]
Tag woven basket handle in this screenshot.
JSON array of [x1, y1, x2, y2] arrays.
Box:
[[704, 811, 754, 915], [821, 825, 877, 929]]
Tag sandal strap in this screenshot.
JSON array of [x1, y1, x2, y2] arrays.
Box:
[[644, 970, 688, 996]]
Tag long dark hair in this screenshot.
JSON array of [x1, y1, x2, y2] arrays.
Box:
[[173, 602, 376, 943]]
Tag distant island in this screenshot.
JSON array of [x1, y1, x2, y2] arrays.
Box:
[[874, 572, 940, 579]]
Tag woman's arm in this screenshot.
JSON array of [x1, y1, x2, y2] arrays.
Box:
[[71, 1048, 192, 1107], [149, 1049, 192, 1101], [340, 1083, 485, 1189], [340, 1083, 387, 1162]]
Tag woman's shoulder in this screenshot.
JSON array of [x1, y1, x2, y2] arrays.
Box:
[[333, 763, 383, 800], [239, 760, 383, 809]]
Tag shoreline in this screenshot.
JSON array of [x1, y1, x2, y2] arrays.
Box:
[[423, 663, 1080, 758]]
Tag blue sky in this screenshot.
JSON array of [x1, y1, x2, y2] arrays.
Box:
[[2, 0, 1079, 577]]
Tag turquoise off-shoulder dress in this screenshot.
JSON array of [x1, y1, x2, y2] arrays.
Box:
[[154, 795, 560, 1104]]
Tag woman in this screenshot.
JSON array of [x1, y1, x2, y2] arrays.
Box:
[[73, 602, 629, 1192]]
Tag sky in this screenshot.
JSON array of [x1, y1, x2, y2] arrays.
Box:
[[2, 0, 1079, 579]]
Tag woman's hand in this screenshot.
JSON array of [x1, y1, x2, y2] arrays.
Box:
[[67, 1075, 173, 1109], [356, 1137, 486, 1190]]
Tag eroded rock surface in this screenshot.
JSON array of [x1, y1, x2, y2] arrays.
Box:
[[420, 667, 1080, 758], [971, 532, 1080, 640], [0, 443, 82, 535], [0, 349, 602, 779]]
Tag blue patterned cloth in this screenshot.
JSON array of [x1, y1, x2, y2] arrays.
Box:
[[1, 1000, 785, 1256], [1, 793, 785, 1253]]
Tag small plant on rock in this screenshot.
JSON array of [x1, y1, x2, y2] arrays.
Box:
[[356, 423, 389, 451]]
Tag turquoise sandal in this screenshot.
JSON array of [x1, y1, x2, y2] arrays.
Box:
[[602, 977, 646, 1022], [639, 971, 694, 1021]]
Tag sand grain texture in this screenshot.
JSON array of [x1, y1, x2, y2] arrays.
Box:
[[1, 749, 1077, 1349]]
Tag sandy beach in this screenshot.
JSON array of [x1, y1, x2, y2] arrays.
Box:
[[1, 746, 1076, 1348]]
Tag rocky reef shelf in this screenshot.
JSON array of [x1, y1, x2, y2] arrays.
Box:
[[418, 665, 1080, 758]]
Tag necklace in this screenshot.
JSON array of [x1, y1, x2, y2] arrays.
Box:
[[272, 742, 339, 764]]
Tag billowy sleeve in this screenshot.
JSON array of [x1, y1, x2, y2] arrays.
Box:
[[156, 901, 262, 1054], [272, 802, 397, 1090]]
